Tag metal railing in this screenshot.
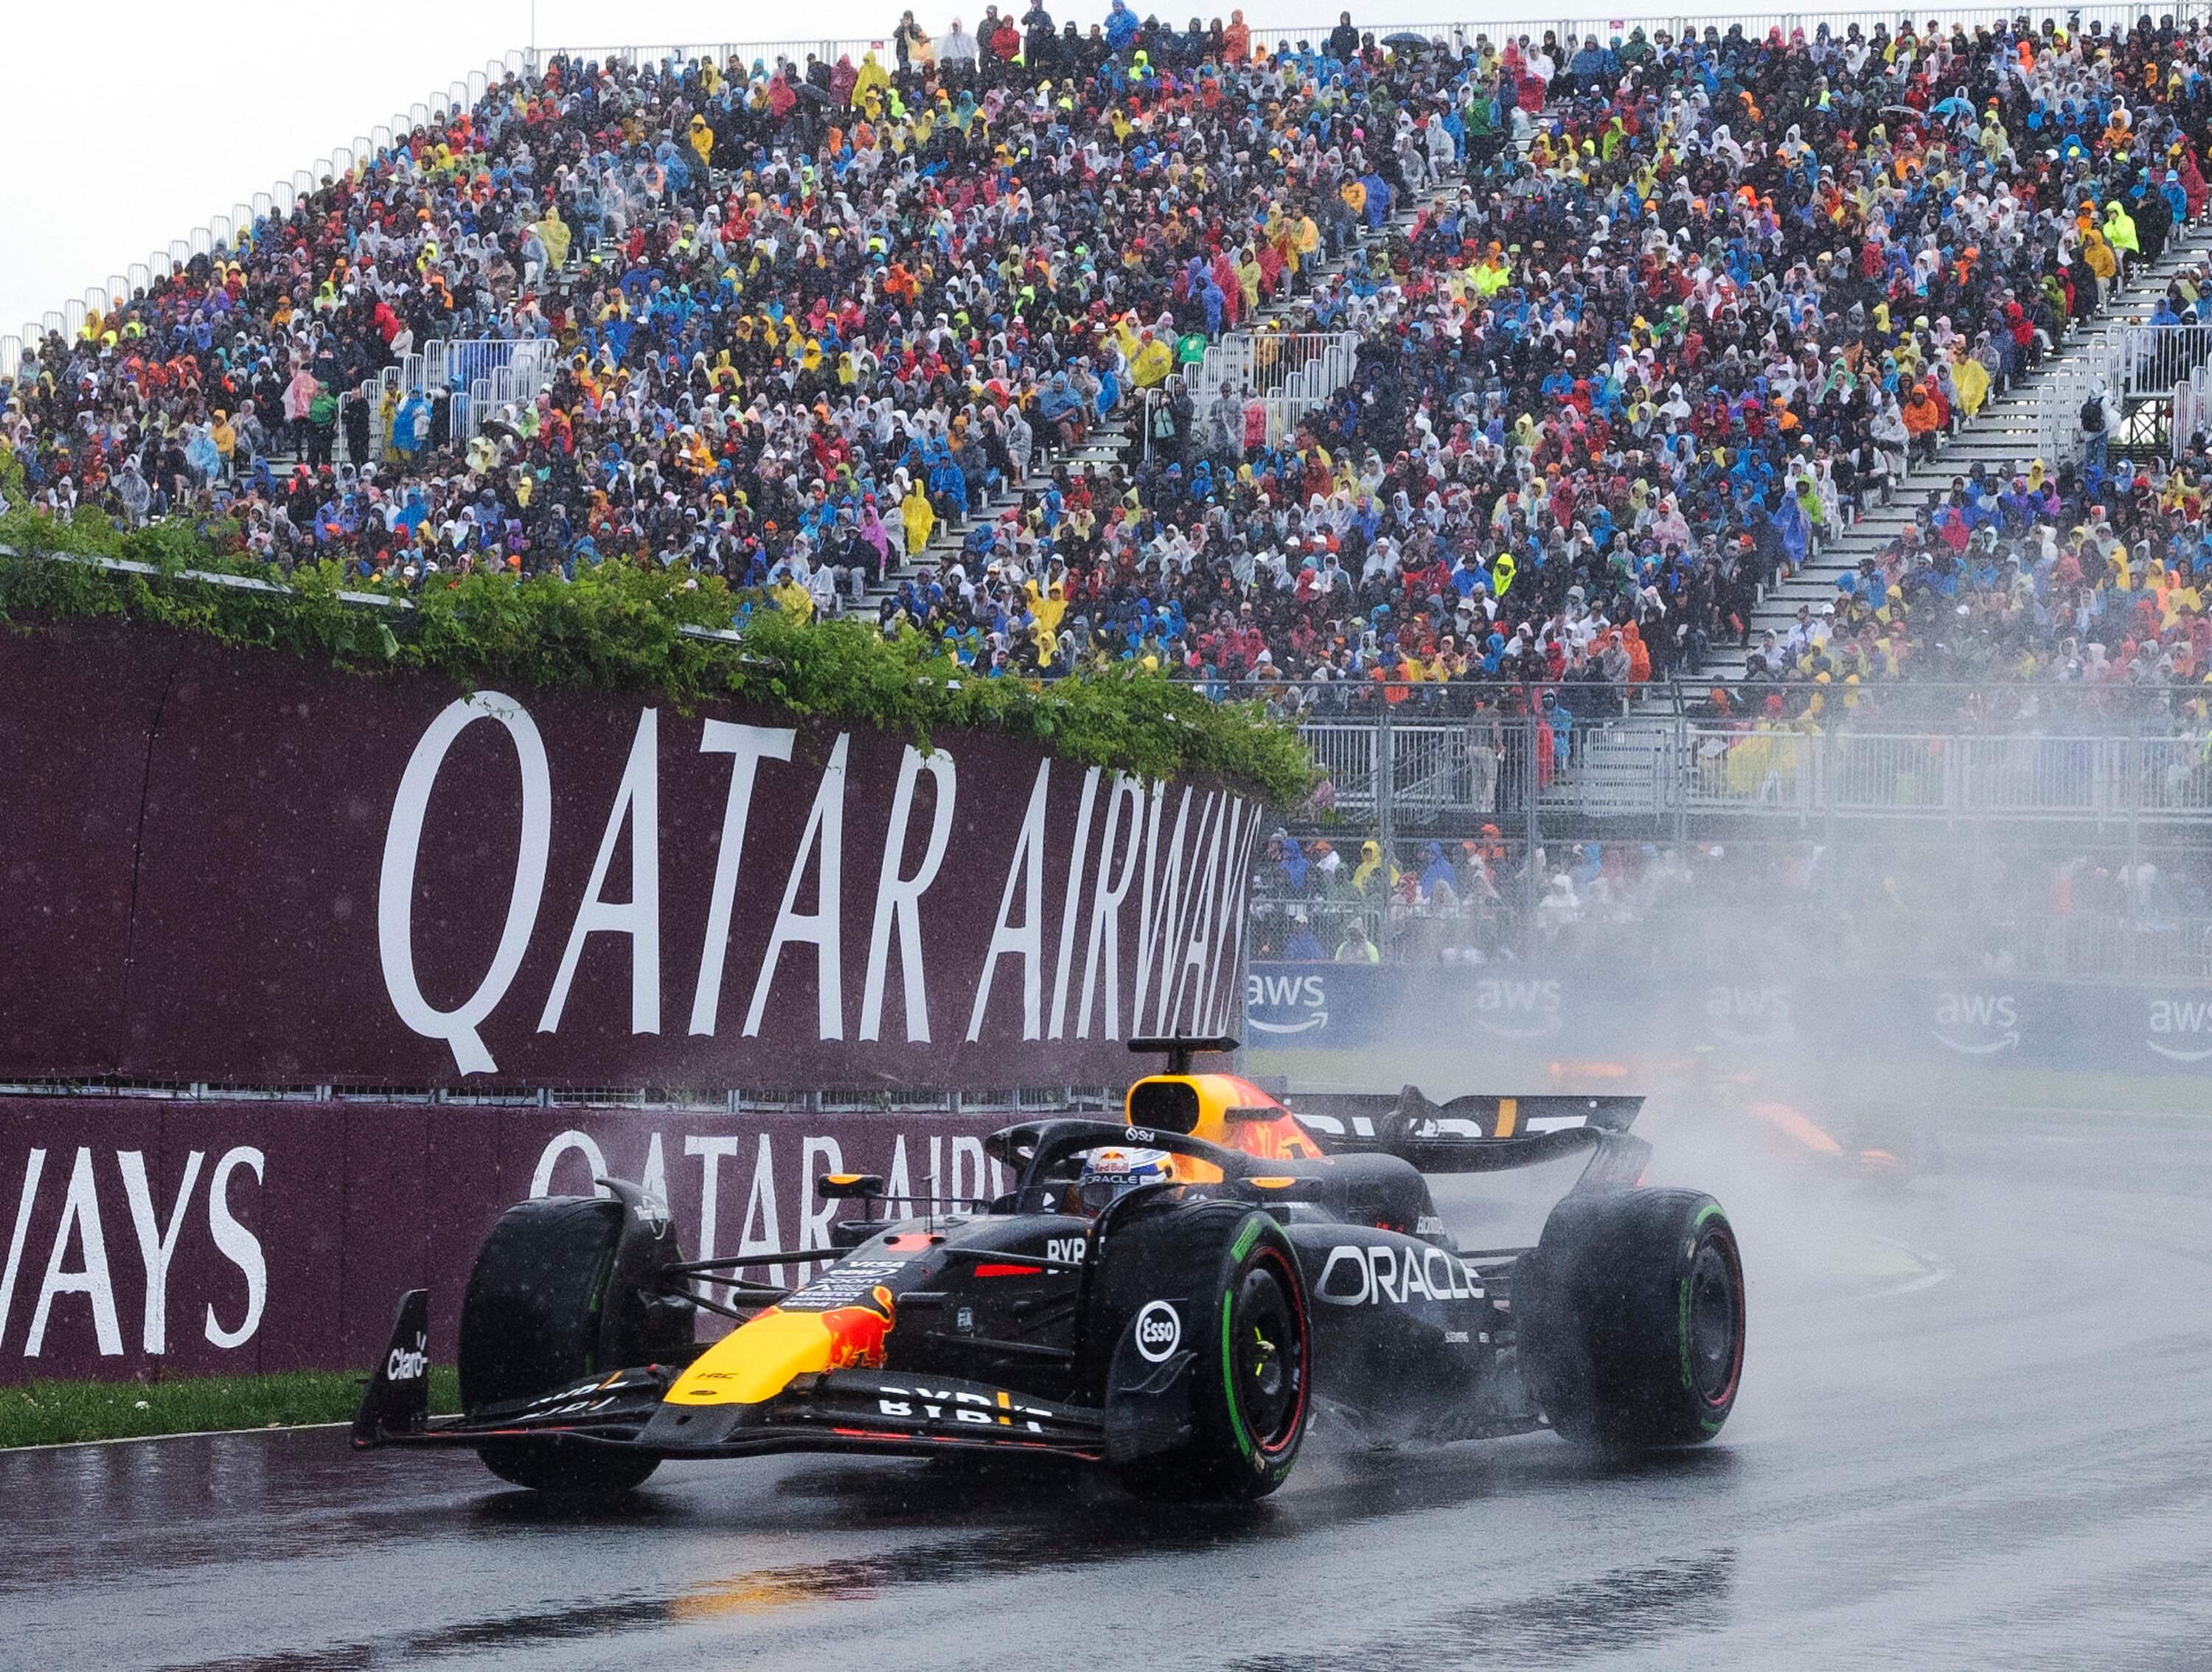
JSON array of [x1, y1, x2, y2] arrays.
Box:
[[1189, 330, 1360, 404], [1183, 330, 1364, 448], [345, 338, 557, 460], [1292, 701, 2212, 827], [2179, 361, 2212, 459], [2036, 319, 2212, 461]]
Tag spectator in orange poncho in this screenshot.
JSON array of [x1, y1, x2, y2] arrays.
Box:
[[1902, 382, 1942, 464]]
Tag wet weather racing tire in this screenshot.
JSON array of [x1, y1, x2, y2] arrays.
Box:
[[1518, 1188, 1745, 1449], [459, 1195, 661, 1495], [1106, 1207, 1312, 1502]]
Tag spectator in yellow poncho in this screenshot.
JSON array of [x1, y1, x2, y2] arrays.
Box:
[[1025, 579, 1068, 664], [1351, 840, 1399, 895], [853, 51, 891, 105], [1113, 318, 1173, 388], [1949, 344, 1990, 417], [773, 571, 814, 618], [901, 478, 935, 556], [535, 205, 571, 269], [2104, 198, 2138, 259]]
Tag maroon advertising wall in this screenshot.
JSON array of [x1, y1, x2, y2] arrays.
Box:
[[0, 1097, 1018, 1382], [0, 622, 1261, 1088], [0, 621, 1265, 1383]]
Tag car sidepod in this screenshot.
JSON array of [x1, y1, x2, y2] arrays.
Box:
[[1284, 1222, 1526, 1443]]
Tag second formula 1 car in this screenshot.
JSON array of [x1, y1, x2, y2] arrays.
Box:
[[355, 1037, 1745, 1500]]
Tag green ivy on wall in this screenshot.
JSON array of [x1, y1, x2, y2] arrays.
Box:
[[0, 509, 1314, 806]]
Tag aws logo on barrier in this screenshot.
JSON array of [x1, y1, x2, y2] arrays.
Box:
[[1703, 985, 1793, 1045], [1933, 991, 2020, 1056], [1472, 978, 1562, 1039], [1245, 972, 1328, 1035], [2146, 997, 2212, 1062]]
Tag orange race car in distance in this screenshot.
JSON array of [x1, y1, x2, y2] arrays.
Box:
[[355, 1037, 1745, 1501]]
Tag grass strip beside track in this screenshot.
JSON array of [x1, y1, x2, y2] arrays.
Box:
[[0, 1368, 460, 1449]]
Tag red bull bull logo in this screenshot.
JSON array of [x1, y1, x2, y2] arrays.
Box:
[[818, 1286, 897, 1372]]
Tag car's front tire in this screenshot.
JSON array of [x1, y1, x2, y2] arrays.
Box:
[[1097, 1205, 1312, 1501], [1517, 1188, 1745, 1449], [459, 1194, 669, 1496]]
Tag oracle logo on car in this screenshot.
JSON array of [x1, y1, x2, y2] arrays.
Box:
[[1314, 1243, 1484, 1306], [1133, 1300, 1182, 1362]]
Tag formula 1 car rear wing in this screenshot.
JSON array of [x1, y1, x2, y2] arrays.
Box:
[[1287, 1087, 1646, 1177]]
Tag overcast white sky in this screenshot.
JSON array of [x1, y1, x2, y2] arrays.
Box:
[[1, 0, 1397, 341]]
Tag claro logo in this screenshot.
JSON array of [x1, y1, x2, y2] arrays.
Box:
[[386, 1335, 429, 1382], [2146, 997, 2212, 1062], [1933, 992, 2020, 1056], [1473, 978, 1562, 1039], [1246, 972, 1328, 1035]]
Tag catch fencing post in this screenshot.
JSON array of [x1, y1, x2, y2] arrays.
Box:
[[2126, 714, 2143, 980], [1376, 698, 1395, 916], [1523, 711, 1543, 956]]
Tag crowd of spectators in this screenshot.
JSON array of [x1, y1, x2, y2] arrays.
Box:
[[10, 7, 2212, 716], [1732, 438, 2212, 699], [1248, 826, 2212, 978]]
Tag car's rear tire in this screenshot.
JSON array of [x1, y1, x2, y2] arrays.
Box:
[[459, 1195, 666, 1495], [1103, 1208, 1312, 1502], [1517, 1188, 1745, 1449]]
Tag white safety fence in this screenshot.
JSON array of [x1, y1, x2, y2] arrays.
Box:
[[1685, 728, 2212, 818], [352, 338, 557, 459], [2037, 321, 2212, 461], [1302, 715, 2212, 823], [1189, 331, 1360, 405], [1188, 330, 1363, 449], [2177, 362, 2212, 458]]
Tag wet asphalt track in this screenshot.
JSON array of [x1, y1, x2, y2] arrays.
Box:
[[4, 1104, 2210, 1672]]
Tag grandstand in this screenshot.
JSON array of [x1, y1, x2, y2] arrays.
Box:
[[8, 6, 2212, 750]]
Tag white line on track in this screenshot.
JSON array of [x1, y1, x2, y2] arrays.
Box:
[[1, 1420, 347, 1455]]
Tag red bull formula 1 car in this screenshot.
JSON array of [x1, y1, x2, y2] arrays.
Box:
[[355, 1038, 1746, 1500]]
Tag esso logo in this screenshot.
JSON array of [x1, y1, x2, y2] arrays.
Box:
[[1134, 1300, 1182, 1362], [386, 1340, 429, 1381]]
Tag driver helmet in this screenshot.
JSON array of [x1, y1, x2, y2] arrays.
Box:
[[1077, 1146, 1173, 1211]]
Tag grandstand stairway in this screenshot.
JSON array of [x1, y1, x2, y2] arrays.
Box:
[[1534, 709, 1680, 821], [1703, 218, 2212, 676]]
